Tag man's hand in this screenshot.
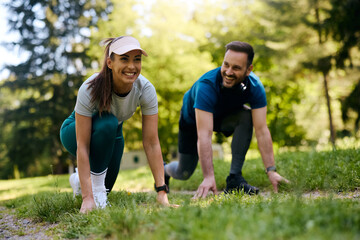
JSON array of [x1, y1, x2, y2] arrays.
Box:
[[192, 176, 218, 199], [267, 171, 290, 193], [80, 196, 96, 213]]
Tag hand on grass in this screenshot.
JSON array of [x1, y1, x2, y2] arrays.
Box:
[[80, 196, 96, 213], [267, 171, 290, 193], [156, 191, 180, 208], [192, 176, 218, 199]]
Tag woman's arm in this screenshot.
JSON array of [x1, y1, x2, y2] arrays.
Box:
[[75, 112, 96, 213], [142, 113, 169, 205]]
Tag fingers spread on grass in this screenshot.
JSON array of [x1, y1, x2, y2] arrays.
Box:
[[273, 184, 279, 193], [192, 188, 203, 199], [156, 201, 180, 208], [201, 189, 209, 198], [169, 204, 180, 208], [282, 177, 290, 184]]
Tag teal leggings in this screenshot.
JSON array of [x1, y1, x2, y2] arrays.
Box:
[[60, 111, 124, 192]]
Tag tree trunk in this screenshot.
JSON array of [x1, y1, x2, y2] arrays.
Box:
[[323, 72, 336, 149]]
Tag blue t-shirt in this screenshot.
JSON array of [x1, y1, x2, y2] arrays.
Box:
[[181, 67, 267, 126]]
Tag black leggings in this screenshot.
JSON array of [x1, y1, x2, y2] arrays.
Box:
[[165, 108, 253, 179]]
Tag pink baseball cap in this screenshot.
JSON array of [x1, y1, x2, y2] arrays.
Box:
[[109, 36, 148, 57]]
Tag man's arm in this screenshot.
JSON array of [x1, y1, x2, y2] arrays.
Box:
[[252, 107, 289, 192], [193, 108, 218, 198]]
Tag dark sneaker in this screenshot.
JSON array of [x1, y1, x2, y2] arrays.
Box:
[[225, 174, 259, 195], [164, 162, 170, 193]]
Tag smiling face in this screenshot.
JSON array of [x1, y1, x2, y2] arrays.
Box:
[[221, 50, 253, 88], [107, 49, 142, 94]]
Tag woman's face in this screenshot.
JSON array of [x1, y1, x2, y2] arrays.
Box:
[[107, 50, 142, 88]]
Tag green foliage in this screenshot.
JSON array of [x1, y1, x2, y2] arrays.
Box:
[[322, 0, 360, 68], [0, 0, 111, 178], [296, 0, 360, 142]]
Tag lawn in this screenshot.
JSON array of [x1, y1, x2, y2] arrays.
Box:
[[0, 142, 359, 239]]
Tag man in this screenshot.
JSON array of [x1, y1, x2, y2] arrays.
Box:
[[164, 41, 289, 198]]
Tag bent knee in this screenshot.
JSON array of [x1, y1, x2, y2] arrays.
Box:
[[177, 170, 193, 180]]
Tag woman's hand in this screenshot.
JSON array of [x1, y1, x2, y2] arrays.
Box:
[[156, 191, 169, 205], [80, 196, 96, 213], [156, 191, 179, 208]]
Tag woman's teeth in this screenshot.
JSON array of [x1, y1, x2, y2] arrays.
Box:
[[124, 73, 135, 76]]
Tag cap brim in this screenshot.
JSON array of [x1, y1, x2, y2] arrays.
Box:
[[112, 45, 148, 57]]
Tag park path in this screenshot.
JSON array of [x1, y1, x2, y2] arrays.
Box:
[[0, 206, 60, 240]]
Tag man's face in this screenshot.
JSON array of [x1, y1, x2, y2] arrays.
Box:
[[221, 50, 253, 88]]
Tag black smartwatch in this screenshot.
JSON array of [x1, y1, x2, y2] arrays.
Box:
[[154, 184, 169, 193], [266, 166, 277, 173]]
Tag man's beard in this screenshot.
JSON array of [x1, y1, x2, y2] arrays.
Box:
[[221, 71, 247, 89]]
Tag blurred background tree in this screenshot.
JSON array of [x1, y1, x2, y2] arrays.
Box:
[[321, 0, 360, 136], [303, 0, 360, 147], [0, 0, 111, 178], [264, 0, 360, 147], [0, 0, 358, 179]]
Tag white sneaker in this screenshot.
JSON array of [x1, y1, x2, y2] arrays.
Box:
[[92, 186, 108, 209], [69, 168, 81, 197]]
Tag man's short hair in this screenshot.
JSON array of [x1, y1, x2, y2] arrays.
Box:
[[225, 41, 254, 67]]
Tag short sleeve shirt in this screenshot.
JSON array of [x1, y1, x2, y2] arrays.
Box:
[[181, 67, 267, 126], [75, 73, 158, 124]]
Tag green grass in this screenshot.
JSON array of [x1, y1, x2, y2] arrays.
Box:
[[1, 145, 359, 239]]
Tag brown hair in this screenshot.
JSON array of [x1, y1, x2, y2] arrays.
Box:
[[87, 37, 124, 115], [225, 41, 254, 68]]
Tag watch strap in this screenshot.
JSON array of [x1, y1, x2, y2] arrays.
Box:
[[266, 166, 277, 173], [154, 184, 169, 193]]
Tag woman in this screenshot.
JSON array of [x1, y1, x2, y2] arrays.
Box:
[[60, 36, 170, 213]]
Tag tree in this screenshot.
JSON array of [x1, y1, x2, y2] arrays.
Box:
[[0, 0, 111, 178], [323, 0, 360, 68], [341, 80, 360, 133], [323, 0, 360, 135], [303, 0, 360, 145]]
